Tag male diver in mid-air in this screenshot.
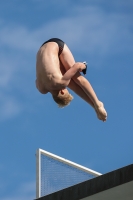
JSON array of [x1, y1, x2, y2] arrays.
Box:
[[36, 38, 107, 121]]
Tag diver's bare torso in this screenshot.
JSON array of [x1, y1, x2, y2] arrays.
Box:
[[36, 42, 65, 93]]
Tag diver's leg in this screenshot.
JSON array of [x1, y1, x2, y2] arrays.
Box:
[[60, 45, 107, 121], [67, 79, 94, 108]]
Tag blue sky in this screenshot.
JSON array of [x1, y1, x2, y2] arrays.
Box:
[[0, 0, 133, 199]]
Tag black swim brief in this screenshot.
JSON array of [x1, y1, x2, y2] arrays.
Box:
[[41, 38, 65, 56]]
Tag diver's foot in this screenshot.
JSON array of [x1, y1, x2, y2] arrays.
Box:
[[94, 101, 107, 122]]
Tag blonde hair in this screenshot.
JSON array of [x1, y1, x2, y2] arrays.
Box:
[[52, 92, 73, 108]]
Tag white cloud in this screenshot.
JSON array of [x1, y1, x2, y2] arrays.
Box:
[[0, 54, 17, 88], [0, 25, 40, 52], [0, 93, 22, 121], [32, 6, 132, 62], [0, 54, 23, 121], [0, 5, 132, 55]]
